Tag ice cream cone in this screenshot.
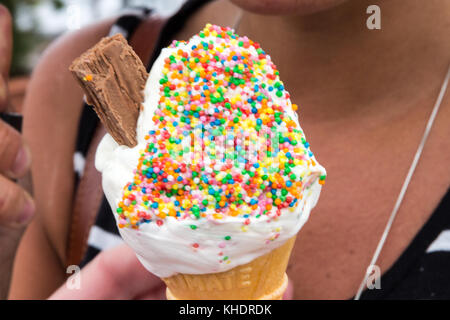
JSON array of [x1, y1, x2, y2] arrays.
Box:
[[162, 237, 296, 300], [83, 24, 326, 300]]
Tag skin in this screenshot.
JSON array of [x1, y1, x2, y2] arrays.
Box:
[[48, 244, 293, 300], [49, 244, 166, 300], [230, 0, 450, 298], [229, 0, 348, 15], [9, 17, 117, 299], [0, 5, 35, 299], [9, 0, 450, 299]]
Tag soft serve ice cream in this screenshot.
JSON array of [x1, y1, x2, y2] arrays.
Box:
[[96, 24, 326, 278]]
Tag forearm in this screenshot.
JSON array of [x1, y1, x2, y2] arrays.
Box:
[[8, 17, 117, 300], [8, 218, 67, 299]]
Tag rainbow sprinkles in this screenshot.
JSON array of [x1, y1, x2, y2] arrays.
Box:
[[115, 24, 326, 230]]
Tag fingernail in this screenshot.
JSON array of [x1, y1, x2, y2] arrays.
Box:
[[16, 194, 35, 226], [11, 146, 31, 177]]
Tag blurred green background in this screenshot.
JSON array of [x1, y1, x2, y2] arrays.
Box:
[[0, 0, 183, 113], [2, 0, 65, 76], [1, 0, 184, 76]]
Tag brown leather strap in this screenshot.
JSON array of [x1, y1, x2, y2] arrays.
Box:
[[66, 126, 106, 267], [66, 14, 167, 267]]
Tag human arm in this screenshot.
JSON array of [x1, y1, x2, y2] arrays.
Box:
[[0, 5, 35, 299], [49, 244, 166, 300], [8, 18, 116, 299], [49, 243, 293, 300]]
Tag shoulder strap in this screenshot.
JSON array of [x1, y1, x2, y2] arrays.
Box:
[[66, 13, 167, 267]]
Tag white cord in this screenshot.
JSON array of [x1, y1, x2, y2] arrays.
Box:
[[354, 63, 450, 300]]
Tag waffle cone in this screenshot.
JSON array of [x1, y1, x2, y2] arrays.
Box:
[[162, 237, 296, 300]]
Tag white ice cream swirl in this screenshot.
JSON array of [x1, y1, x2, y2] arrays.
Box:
[[95, 24, 326, 278]]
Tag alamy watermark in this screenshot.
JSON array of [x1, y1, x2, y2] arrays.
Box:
[[366, 5, 381, 30], [146, 123, 305, 171], [66, 265, 81, 290], [365, 264, 381, 290]]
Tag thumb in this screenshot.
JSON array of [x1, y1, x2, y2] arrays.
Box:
[[282, 276, 294, 300], [49, 244, 165, 300], [0, 5, 13, 79], [0, 5, 12, 112]]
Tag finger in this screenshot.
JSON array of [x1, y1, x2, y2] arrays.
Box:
[[0, 5, 13, 79], [0, 121, 31, 178], [0, 175, 34, 228], [135, 283, 167, 300], [282, 276, 294, 300], [49, 244, 165, 300]]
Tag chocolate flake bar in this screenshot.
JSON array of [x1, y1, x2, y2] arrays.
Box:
[[70, 34, 148, 147]]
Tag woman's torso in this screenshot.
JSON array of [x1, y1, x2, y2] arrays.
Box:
[[75, 0, 450, 299]]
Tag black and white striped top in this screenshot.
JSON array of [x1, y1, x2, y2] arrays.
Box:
[[72, 0, 450, 299]]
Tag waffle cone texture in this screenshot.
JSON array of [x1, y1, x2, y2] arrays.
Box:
[[162, 236, 296, 300]]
